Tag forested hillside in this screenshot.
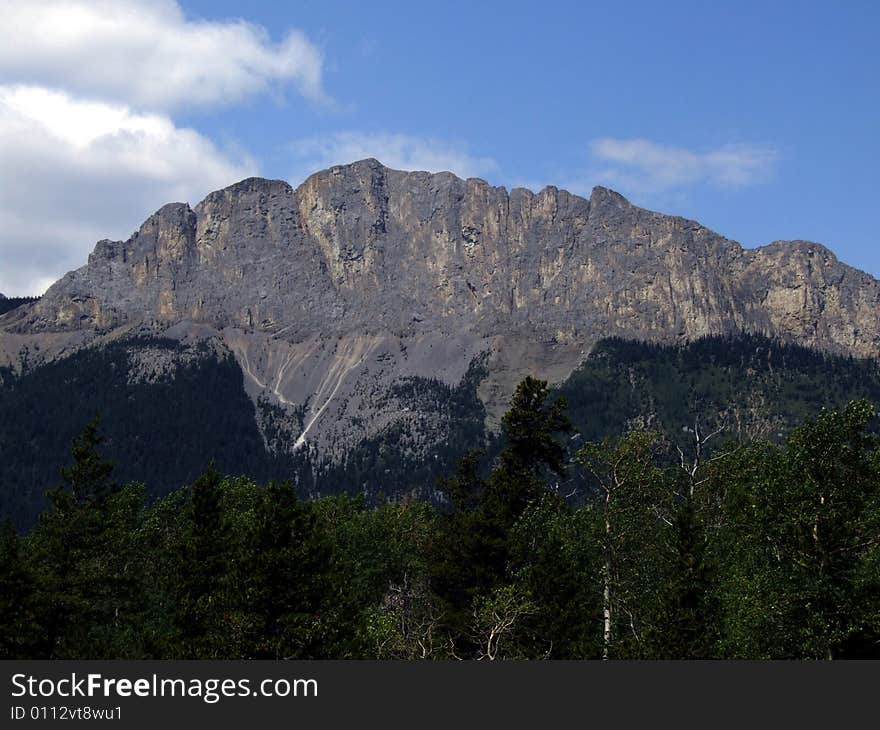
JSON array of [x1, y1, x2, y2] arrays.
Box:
[[3, 333, 880, 528], [561, 334, 880, 444], [0, 296, 39, 316], [1, 380, 878, 660], [0, 337, 488, 527], [0, 337, 295, 527]]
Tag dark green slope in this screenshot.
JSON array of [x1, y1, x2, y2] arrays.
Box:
[[0, 297, 40, 316], [558, 334, 880, 445], [0, 339, 489, 528], [0, 337, 294, 528], [2, 332, 879, 529]]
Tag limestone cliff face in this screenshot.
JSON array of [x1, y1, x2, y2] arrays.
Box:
[[3, 158, 879, 451], [10, 158, 880, 356]]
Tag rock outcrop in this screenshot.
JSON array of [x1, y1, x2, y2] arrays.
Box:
[[2, 158, 879, 453]]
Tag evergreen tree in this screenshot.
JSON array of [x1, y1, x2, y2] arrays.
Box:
[[0, 520, 39, 658], [432, 378, 574, 656], [483, 376, 572, 530], [175, 464, 230, 658], [50, 416, 116, 508], [27, 417, 141, 658], [240, 481, 333, 658], [650, 497, 720, 658], [430, 451, 500, 643]]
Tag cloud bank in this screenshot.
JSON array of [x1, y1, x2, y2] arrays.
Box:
[[0, 0, 329, 295], [0, 0, 328, 110], [0, 86, 255, 295]]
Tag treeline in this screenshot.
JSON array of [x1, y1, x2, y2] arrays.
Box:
[[1, 378, 879, 659], [0, 296, 40, 316], [561, 333, 880, 445]]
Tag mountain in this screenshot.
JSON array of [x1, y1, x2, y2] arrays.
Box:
[[1, 159, 879, 524]]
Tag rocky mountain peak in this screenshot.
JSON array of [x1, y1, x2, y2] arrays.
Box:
[[5, 158, 880, 357], [1, 159, 878, 452], [588, 184, 630, 212]]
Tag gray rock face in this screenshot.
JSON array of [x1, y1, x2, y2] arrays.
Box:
[[2, 158, 879, 453]]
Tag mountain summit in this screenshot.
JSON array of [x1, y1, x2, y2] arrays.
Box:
[[2, 158, 879, 454]]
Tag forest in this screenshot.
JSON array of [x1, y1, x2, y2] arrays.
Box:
[[1, 376, 878, 660], [4, 332, 880, 529], [0, 297, 40, 316]]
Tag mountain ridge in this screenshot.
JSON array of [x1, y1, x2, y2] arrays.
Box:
[[6, 159, 876, 346], [2, 158, 878, 455]]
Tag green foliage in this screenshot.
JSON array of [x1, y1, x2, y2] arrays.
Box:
[[500, 375, 572, 478], [720, 401, 880, 658], [506, 496, 602, 658], [0, 519, 39, 658], [576, 431, 675, 658], [53, 417, 116, 507], [174, 464, 230, 658], [429, 377, 574, 657], [649, 497, 720, 659], [5, 332, 880, 534], [1, 369, 878, 660], [559, 334, 880, 448], [0, 337, 294, 528], [25, 425, 149, 658]]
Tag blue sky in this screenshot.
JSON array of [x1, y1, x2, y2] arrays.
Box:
[[1, 0, 877, 294]]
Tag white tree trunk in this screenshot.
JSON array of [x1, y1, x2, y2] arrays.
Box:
[[602, 563, 612, 661], [603, 504, 612, 660]]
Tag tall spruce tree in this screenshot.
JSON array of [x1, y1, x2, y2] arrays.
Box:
[[28, 416, 132, 657], [176, 464, 230, 658], [241, 481, 332, 658], [0, 520, 39, 658], [432, 377, 573, 655]]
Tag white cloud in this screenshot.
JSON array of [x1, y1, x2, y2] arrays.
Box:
[[587, 137, 779, 195], [0, 85, 257, 295], [0, 0, 328, 110], [290, 131, 499, 182]]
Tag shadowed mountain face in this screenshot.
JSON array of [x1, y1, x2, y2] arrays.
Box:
[[2, 158, 879, 456]]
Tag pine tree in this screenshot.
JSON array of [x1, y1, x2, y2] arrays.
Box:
[[50, 416, 115, 508], [484, 376, 572, 529], [176, 464, 230, 658], [432, 377, 574, 655], [0, 520, 39, 658], [29, 417, 130, 657], [242, 481, 332, 658]]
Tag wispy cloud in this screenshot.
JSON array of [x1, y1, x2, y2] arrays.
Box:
[[0, 0, 329, 110], [0, 85, 256, 295], [289, 131, 499, 183], [585, 137, 780, 197]]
